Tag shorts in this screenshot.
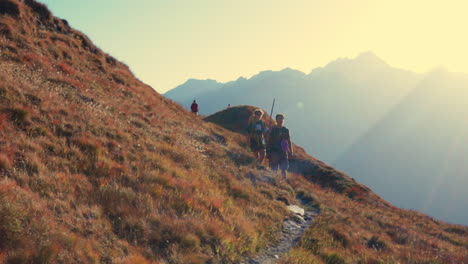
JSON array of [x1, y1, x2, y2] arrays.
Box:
[[250, 137, 266, 151], [268, 151, 289, 171]]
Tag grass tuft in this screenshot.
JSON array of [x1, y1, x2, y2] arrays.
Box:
[[0, 0, 20, 18]]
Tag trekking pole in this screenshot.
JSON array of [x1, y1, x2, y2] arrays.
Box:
[[270, 98, 276, 120]]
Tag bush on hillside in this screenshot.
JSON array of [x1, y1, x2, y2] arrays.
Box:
[[24, 0, 51, 21], [322, 253, 345, 264], [4, 107, 30, 127], [0, 0, 20, 18], [0, 197, 27, 250], [367, 236, 387, 251]]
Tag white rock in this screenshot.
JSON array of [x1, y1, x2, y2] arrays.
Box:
[[287, 205, 305, 216]]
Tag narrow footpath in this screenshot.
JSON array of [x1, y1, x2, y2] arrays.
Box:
[[243, 205, 319, 264]]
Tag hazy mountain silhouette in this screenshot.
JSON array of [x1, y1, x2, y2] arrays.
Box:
[[165, 54, 468, 225], [165, 78, 223, 104], [334, 69, 468, 225], [165, 52, 421, 163]]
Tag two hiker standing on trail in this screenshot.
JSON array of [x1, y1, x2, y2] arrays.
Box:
[[191, 100, 199, 115], [248, 109, 294, 179]]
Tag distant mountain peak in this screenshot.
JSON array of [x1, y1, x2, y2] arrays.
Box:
[[320, 51, 389, 75], [355, 51, 388, 66], [356, 50, 379, 59], [184, 78, 220, 85]]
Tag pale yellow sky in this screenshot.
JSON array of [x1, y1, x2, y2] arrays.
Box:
[[41, 0, 468, 92]]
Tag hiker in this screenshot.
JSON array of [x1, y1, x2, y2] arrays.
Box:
[[267, 113, 293, 179], [190, 100, 198, 115], [247, 109, 268, 164]]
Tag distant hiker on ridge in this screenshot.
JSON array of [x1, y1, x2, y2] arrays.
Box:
[[247, 109, 268, 164], [267, 113, 293, 179], [190, 100, 199, 115]]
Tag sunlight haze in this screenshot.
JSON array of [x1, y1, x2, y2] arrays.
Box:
[[38, 0, 468, 93]]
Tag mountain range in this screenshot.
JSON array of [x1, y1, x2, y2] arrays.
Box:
[[165, 52, 421, 163], [165, 53, 468, 225]]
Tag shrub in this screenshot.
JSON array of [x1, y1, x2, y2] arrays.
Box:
[[344, 185, 369, 200], [367, 236, 387, 251], [328, 228, 349, 248], [230, 185, 251, 201], [5, 107, 30, 126], [72, 137, 102, 158], [30, 126, 48, 137], [99, 184, 153, 217], [322, 253, 345, 264], [0, 21, 13, 37], [387, 228, 411, 245], [296, 189, 320, 207], [25, 94, 42, 106], [6, 254, 30, 264], [111, 217, 147, 245], [0, 0, 20, 18], [299, 236, 320, 254], [15, 156, 40, 176], [31, 244, 60, 264], [24, 0, 52, 21], [0, 199, 27, 249], [112, 73, 125, 85], [444, 227, 466, 235]]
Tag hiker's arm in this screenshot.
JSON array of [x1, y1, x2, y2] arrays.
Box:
[[287, 132, 293, 155], [265, 131, 272, 150], [288, 138, 293, 154]]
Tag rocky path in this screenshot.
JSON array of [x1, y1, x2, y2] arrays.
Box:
[[243, 205, 319, 264]]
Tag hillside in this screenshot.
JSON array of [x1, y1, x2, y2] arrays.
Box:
[[0, 1, 467, 263]]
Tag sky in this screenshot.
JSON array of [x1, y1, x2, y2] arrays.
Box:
[[38, 0, 468, 93]]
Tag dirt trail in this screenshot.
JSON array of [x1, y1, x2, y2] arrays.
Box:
[[243, 207, 318, 264], [240, 170, 319, 264]]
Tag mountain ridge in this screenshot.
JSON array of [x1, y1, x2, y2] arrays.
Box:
[[0, 1, 467, 263], [164, 50, 468, 225], [164, 52, 421, 162]]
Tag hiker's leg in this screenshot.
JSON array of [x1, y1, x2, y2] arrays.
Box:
[[279, 155, 289, 179], [281, 169, 287, 179], [258, 148, 266, 163], [253, 149, 260, 160], [269, 152, 280, 171]]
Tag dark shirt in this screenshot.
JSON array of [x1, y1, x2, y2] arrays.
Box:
[[247, 120, 267, 144], [268, 126, 290, 152], [247, 120, 267, 135], [191, 103, 198, 112]]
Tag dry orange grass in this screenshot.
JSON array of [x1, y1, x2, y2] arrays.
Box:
[[280, 175, 468, 263], [0, 1, 466, 263], [0, 2, 291, 262]]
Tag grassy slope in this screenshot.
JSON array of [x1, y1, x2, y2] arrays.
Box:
[[0, 1, 466, 263], [207, 107, 468, 264]]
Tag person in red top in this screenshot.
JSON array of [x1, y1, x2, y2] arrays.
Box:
[[190, 100, 199, 115]]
